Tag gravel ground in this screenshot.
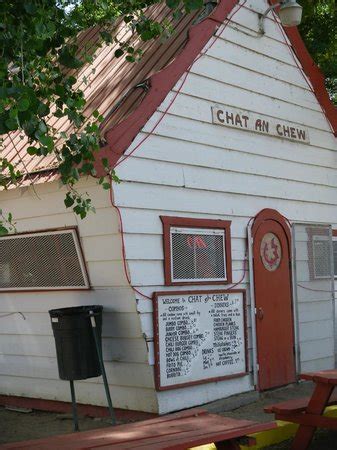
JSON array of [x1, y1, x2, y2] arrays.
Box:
[[264, 430, 337, 449], [221, 382, 337, 449], [2, 383, 337, 448]]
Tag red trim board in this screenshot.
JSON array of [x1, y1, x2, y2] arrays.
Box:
[[269, 0, 337, 135], [0, 395, 156, 421]]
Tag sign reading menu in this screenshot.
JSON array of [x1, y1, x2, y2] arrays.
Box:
[[153, 290, 247, 390]]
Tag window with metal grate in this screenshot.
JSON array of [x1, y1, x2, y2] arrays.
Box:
[[161, 217, 232, 286], [305, 227, 333, 281], [171, 228, 226, 282], [333, 231, 337, 279], [0, 228, 90, 291], [312, 235, 331, 279]]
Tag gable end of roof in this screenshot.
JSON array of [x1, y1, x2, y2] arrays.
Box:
[[94, 0, 337, 178], [269, 0, 337, 135], [94, 0, 240, 176]]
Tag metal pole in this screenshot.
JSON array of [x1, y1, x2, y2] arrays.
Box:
[[328, 226, 336, 368], [258, 2, 282, 34], [89, 311, 116, 425], [247, 224, 258, 388], [69, 380, 79, 431], [291, 223, 301, 375]]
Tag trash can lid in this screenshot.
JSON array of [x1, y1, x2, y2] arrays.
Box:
[[49, 305, 103, 317]]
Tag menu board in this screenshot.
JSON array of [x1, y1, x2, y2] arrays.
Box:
[[153, 290, 247, 390]]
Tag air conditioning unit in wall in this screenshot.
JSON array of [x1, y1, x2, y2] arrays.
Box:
[[0, 228, 90, 291]]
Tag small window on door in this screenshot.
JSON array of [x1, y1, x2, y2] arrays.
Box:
[[161, 216, 232, 285]]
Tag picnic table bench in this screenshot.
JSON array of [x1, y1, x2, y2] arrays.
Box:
[[0, 408, 276, 450], [264, 389, 337, 415], [265, 369, 337, 450]]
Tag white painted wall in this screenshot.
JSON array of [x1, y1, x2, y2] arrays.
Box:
[[0, 179, 158, 413], [111, 0, 337, 413], [292, 225, 335, 374], [1, 0, 337, 416]]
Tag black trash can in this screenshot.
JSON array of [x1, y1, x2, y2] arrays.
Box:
[[49, 305, 103, 381]]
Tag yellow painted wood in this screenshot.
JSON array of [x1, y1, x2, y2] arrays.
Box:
[[189, 445, 216, 450], [190, 407, 337, 450], [240, 421, 298, 450]]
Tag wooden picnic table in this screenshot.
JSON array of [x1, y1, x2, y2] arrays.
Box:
[[265, 369, 337, 450], [0, 408, 276, 450]]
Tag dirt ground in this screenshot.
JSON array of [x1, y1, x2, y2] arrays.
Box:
[[0, 408, 113, 445], [223, 382, 337, 449], [2, 382, 337, 448]]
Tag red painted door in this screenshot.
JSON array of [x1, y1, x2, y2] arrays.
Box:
[[252, 209, 296, 391]]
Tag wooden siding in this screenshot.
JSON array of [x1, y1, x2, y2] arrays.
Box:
[[1, 0, 337, 415], [0, 375, 157, 412], [0, 178, 157, 413], [111, 0, 337, 413]]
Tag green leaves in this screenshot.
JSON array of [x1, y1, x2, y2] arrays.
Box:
[[24, 3, 37, 15], [37, 120, 47, 135], [27, 146, 39, 155], [64, 192, 75, 208], [299, 0, 337, 103], [37, 102, 50, 117], [166, 0, 180, 8], [0, 225, 8, 236], [114, 48, 124, 58], [38, 134, 54, 151], [100, 30, 113, 43], [17, 97, 30, 112], [167, 0, 204, 13], [64, 191, 95, 220], [59, 47, 83, 69], [137, 19, 164, 41], [0, 209, 16, 235], [184, 0, 203, 11], [4, 117, 18, 131]]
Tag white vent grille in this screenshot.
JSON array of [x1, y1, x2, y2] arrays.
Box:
[[170, 227, 227, 283], [0, 229, 89, 291], [312, 233, 332, 279]]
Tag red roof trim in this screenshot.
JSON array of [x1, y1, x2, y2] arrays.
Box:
[[95, 0, 337, 176], [269, 0, 337, 136], [282, 27, 337, 136]]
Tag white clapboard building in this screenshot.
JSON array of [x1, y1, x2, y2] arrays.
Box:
[[1, 0, 337, 415]]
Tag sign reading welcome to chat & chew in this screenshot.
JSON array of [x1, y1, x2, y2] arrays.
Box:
[[153, 290, 247, 390]]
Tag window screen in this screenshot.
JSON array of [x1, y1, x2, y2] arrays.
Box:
[[170, 227, 227, 283], [0, 229, 89, 291], [333, 238, 337, 278], [312, 235, 331, 279]]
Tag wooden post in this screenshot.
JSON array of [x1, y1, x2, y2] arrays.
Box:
[[291, 383, 334, 450]]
